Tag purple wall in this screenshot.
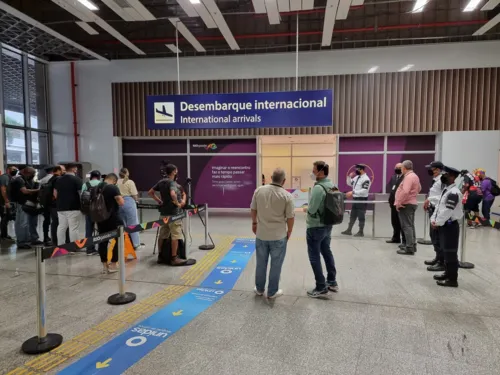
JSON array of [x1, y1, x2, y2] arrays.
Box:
[[338, 154, 384, 194], [190, 139, 256, 154], [339, 137, 385, 152], [387, 135, 436, 151], [386, 154, 435, 192]]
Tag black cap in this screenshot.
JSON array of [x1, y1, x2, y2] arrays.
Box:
[[44, 164, 55, 172], [355, 164, 366, 170], [444, 166, 460, 177], [425, 161, 444, 170], [90, 170, 101, 179]]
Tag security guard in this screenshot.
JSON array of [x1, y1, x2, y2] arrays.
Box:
[[430, 166, 463, 288], [423, 161, 445, 271], [342, 164, 371, 237]]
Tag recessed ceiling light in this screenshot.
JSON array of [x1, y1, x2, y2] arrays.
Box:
[[166, 44, 181, 53], [368, 66, 379, 73], [412, 0, 430, 13], [77, 0, 99, 11], [464, 0, 482, 11], [399, 64, 414, 72], [189, 0, 201, 3]]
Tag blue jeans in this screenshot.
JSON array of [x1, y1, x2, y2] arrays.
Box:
[[118, 196, 140, 247], [306, 226, 336, 291], [15, 204, 39, 246], [482, 199, 494, 220], [255, 237, 287, 296]]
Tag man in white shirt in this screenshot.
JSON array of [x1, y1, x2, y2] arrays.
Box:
[[342, 164, 371, 237], [250, 168, 295, 299]]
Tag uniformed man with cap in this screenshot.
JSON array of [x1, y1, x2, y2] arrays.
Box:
[[430, 166, 463, 288], [342, 164, 371, 237], [422, 161, 445, 271]]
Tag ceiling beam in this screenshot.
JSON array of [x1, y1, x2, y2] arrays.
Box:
[[290, 0, 301, 11], [252, 0, 267, 13], [166, 44, 181, 53], [123, 0, 156, 21], [176, 0, 199, 17], [302, 0, 315, 10], [100, 0, 135, 21], [473, 12, 500, 35], [0, 0, 106, 60], [265, 0, 280, 24], [75, 21, 99, 35], [336, 0, 352, 20], [168, 18, 206, 52], [192, 2, 218, 28], [481, 0, 500, 10], [351, 0, 364, 4], [202, 0, 240, 49], [277, 0, 290, 12], [321, 0, 339, 46], [53, 0, 93, 22]]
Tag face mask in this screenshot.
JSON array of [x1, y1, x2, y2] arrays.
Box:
[[9, 170, 18, 176], [310, 172, 317, 181], [395, 169, 402, 175], [427, 169, 434, 176], [440, 174, 449, 185], [355, 170, 361, 176], [174, 174, 178, 181]]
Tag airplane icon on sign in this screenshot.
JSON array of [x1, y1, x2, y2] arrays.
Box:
[[155, 105, 173, 117]]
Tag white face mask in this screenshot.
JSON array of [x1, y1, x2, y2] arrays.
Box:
[[310, 172, 317, 181]]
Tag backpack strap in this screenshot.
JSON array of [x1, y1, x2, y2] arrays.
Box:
[[85, 181, 92, 190]]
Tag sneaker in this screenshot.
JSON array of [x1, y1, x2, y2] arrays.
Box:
[[267, 289, 283, 299], [107, 268, 118, 274], [253, 287, 264, 296], [101, 266, 108, 275], [353, 231, 364, 238], [134, 244, 145, 251], [327, 282, 339, 292], [307, 288, 328, 298], [87, 250, 99, 256], [341, 230, 352, 236], [31, 240, 44, 246]]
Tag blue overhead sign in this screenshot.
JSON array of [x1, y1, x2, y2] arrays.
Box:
[[146, 90, 333, 130]]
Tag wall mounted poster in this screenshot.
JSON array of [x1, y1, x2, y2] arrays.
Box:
[[190, 155, 256, 209]]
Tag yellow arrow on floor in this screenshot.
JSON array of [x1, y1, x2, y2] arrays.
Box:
[[230, 260, 237, 263], [96, 358, 112, 369], [215, 280, 223, 285], [172, 310, 183, 316]]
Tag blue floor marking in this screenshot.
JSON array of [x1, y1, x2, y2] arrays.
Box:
[[57, 238, 255, 375]]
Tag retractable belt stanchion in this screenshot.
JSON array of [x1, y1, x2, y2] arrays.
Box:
[[459, 215, 475, 269], [108, 226, 137, 305], [22, 246, 63, 354], [199, 204, 215, 250], [417, 212, 433, 245]]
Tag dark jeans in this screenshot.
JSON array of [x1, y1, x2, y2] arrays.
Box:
[[51, 207, 69, 246], [0, 205, 11, 238], [428, 209, 443, 262], [43, 209, 51, 242], [306, 226, 336, 291], [438, 220, 460, 282], [85, 215, 96, 253], [390, 204, 405, 243], [398, 204, 417, 250], [97, 215, 122, 263], [347, 197, 368, 231], [482, 199, 494, 220]]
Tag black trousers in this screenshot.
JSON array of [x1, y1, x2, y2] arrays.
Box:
[[348, 197, 368, 231], [42, 209, 51, 241], [429, 210, 443, 263], [0, 205, 11, 238], [438, 220, 460, 282], [97, 216, 122, 263], [51, 207, 69, 246], [390, 204, 405, 243]]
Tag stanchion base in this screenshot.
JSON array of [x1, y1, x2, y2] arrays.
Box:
[[417, 239, 433, 245], [22, 333, 63, 354], [108, 292, 136, 305], [199, 244, 215, 251], [459, 261, 475, 269]]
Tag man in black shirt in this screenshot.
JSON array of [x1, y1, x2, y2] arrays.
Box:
[[97, 173, 124, 274], [387, 163, 406, 245], [148, 163, 187, 266], [45, 166, 67, 246], [0, 165, 18, 240], [10, 167, 40, 249], [54, 163, 83, 245]]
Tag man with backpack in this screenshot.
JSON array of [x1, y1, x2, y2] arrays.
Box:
[[476, 169, 499, 221], [250, 168, 295, 299], [81, 170, 102, 255], [306, 161, 341, 298]]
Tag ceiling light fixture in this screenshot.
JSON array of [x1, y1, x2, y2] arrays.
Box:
[[189, 0, 200, 3], [166, 44, 181, 53], [399, 64, 414, 72], [464, 0, 482, 11], [78, 0, 99, 11], [368, 66, 379, 73], [412, 0, 430, 13], [481, 0, 500, 11]]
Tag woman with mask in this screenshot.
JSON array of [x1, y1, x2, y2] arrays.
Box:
[[117, 168, 143, 250]]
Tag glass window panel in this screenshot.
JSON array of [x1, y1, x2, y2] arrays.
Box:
[[2, 49, 25, 127], [28, 60, 48, 130], [31, 131, 49, 165], [261, 144, 291, 157], [5, 128, 26, 164], [292, 143, 335, 157], [262, 157, 292, 189]]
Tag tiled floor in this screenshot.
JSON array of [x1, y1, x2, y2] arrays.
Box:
[[1, 211, 500, 375]]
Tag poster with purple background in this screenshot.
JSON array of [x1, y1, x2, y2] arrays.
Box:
[[190, 155, 256, 208], [190, 139, 256, 154], [337, 154, 384, 194]]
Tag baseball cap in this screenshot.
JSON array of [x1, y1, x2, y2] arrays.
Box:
[[425, 161, 444, 170], [443, 166, 460, 177]]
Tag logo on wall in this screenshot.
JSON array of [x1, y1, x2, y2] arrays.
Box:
[[205, 143, 217, 151], [154, 102, 175, 124], [346, 164, 375, 185]]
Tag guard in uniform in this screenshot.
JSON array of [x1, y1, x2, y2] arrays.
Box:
[[342, 164, 371, 237], [430, 166, 463, 288], [423, 161, 445, 271]]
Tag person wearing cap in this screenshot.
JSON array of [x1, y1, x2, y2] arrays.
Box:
[[430, 166, 463, 288], [342, 164, 371, 237], [460, 169, 483, 228], [81, 170, 102, 255], [423, 161, 445, 272]]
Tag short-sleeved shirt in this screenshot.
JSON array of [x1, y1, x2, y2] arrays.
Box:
[[117, 179, 138, 197], [9, 176, 29, 204], [82, 179, 101, 192], [250, 184, 295, 241], [54, 173, 83, 211], [0, 174, 11, 205], [102, 183, 121, 219], [152, 178, 182, 216]]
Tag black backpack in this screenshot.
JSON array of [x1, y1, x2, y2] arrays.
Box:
[[88, 183, 111, 223], [487, 178, 500, 197], [39, 181, 54, 209], [318, 184, 345, 225], [81, 182, 97, 214]]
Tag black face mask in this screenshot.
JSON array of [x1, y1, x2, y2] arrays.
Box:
[[440, 174, 449, 185], [427, 169, 434, 176], [395, 169, 402, 175], [174, 174, 178, 181], [9, 170, 18, 176], [355, 170, 361, 175]]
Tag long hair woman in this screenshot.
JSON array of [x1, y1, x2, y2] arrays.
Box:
[[117, 168, 143, 250]]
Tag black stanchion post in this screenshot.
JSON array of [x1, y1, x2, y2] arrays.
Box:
[[459, 215, 475, 269], [199, 204, 215, 250], [108, 226, 137, 305], [22, 246, 63, 354], [417, 212, 433, 245]]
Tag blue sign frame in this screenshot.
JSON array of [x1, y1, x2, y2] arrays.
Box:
[[146, 90, 333, 130]]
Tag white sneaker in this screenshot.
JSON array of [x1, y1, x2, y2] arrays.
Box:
[[107, 267, 118, 274], [134, 244, 145, 251], [101, 266, 107, 275], [267, 289, 283, 299], [254, 287, 264, 296]]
